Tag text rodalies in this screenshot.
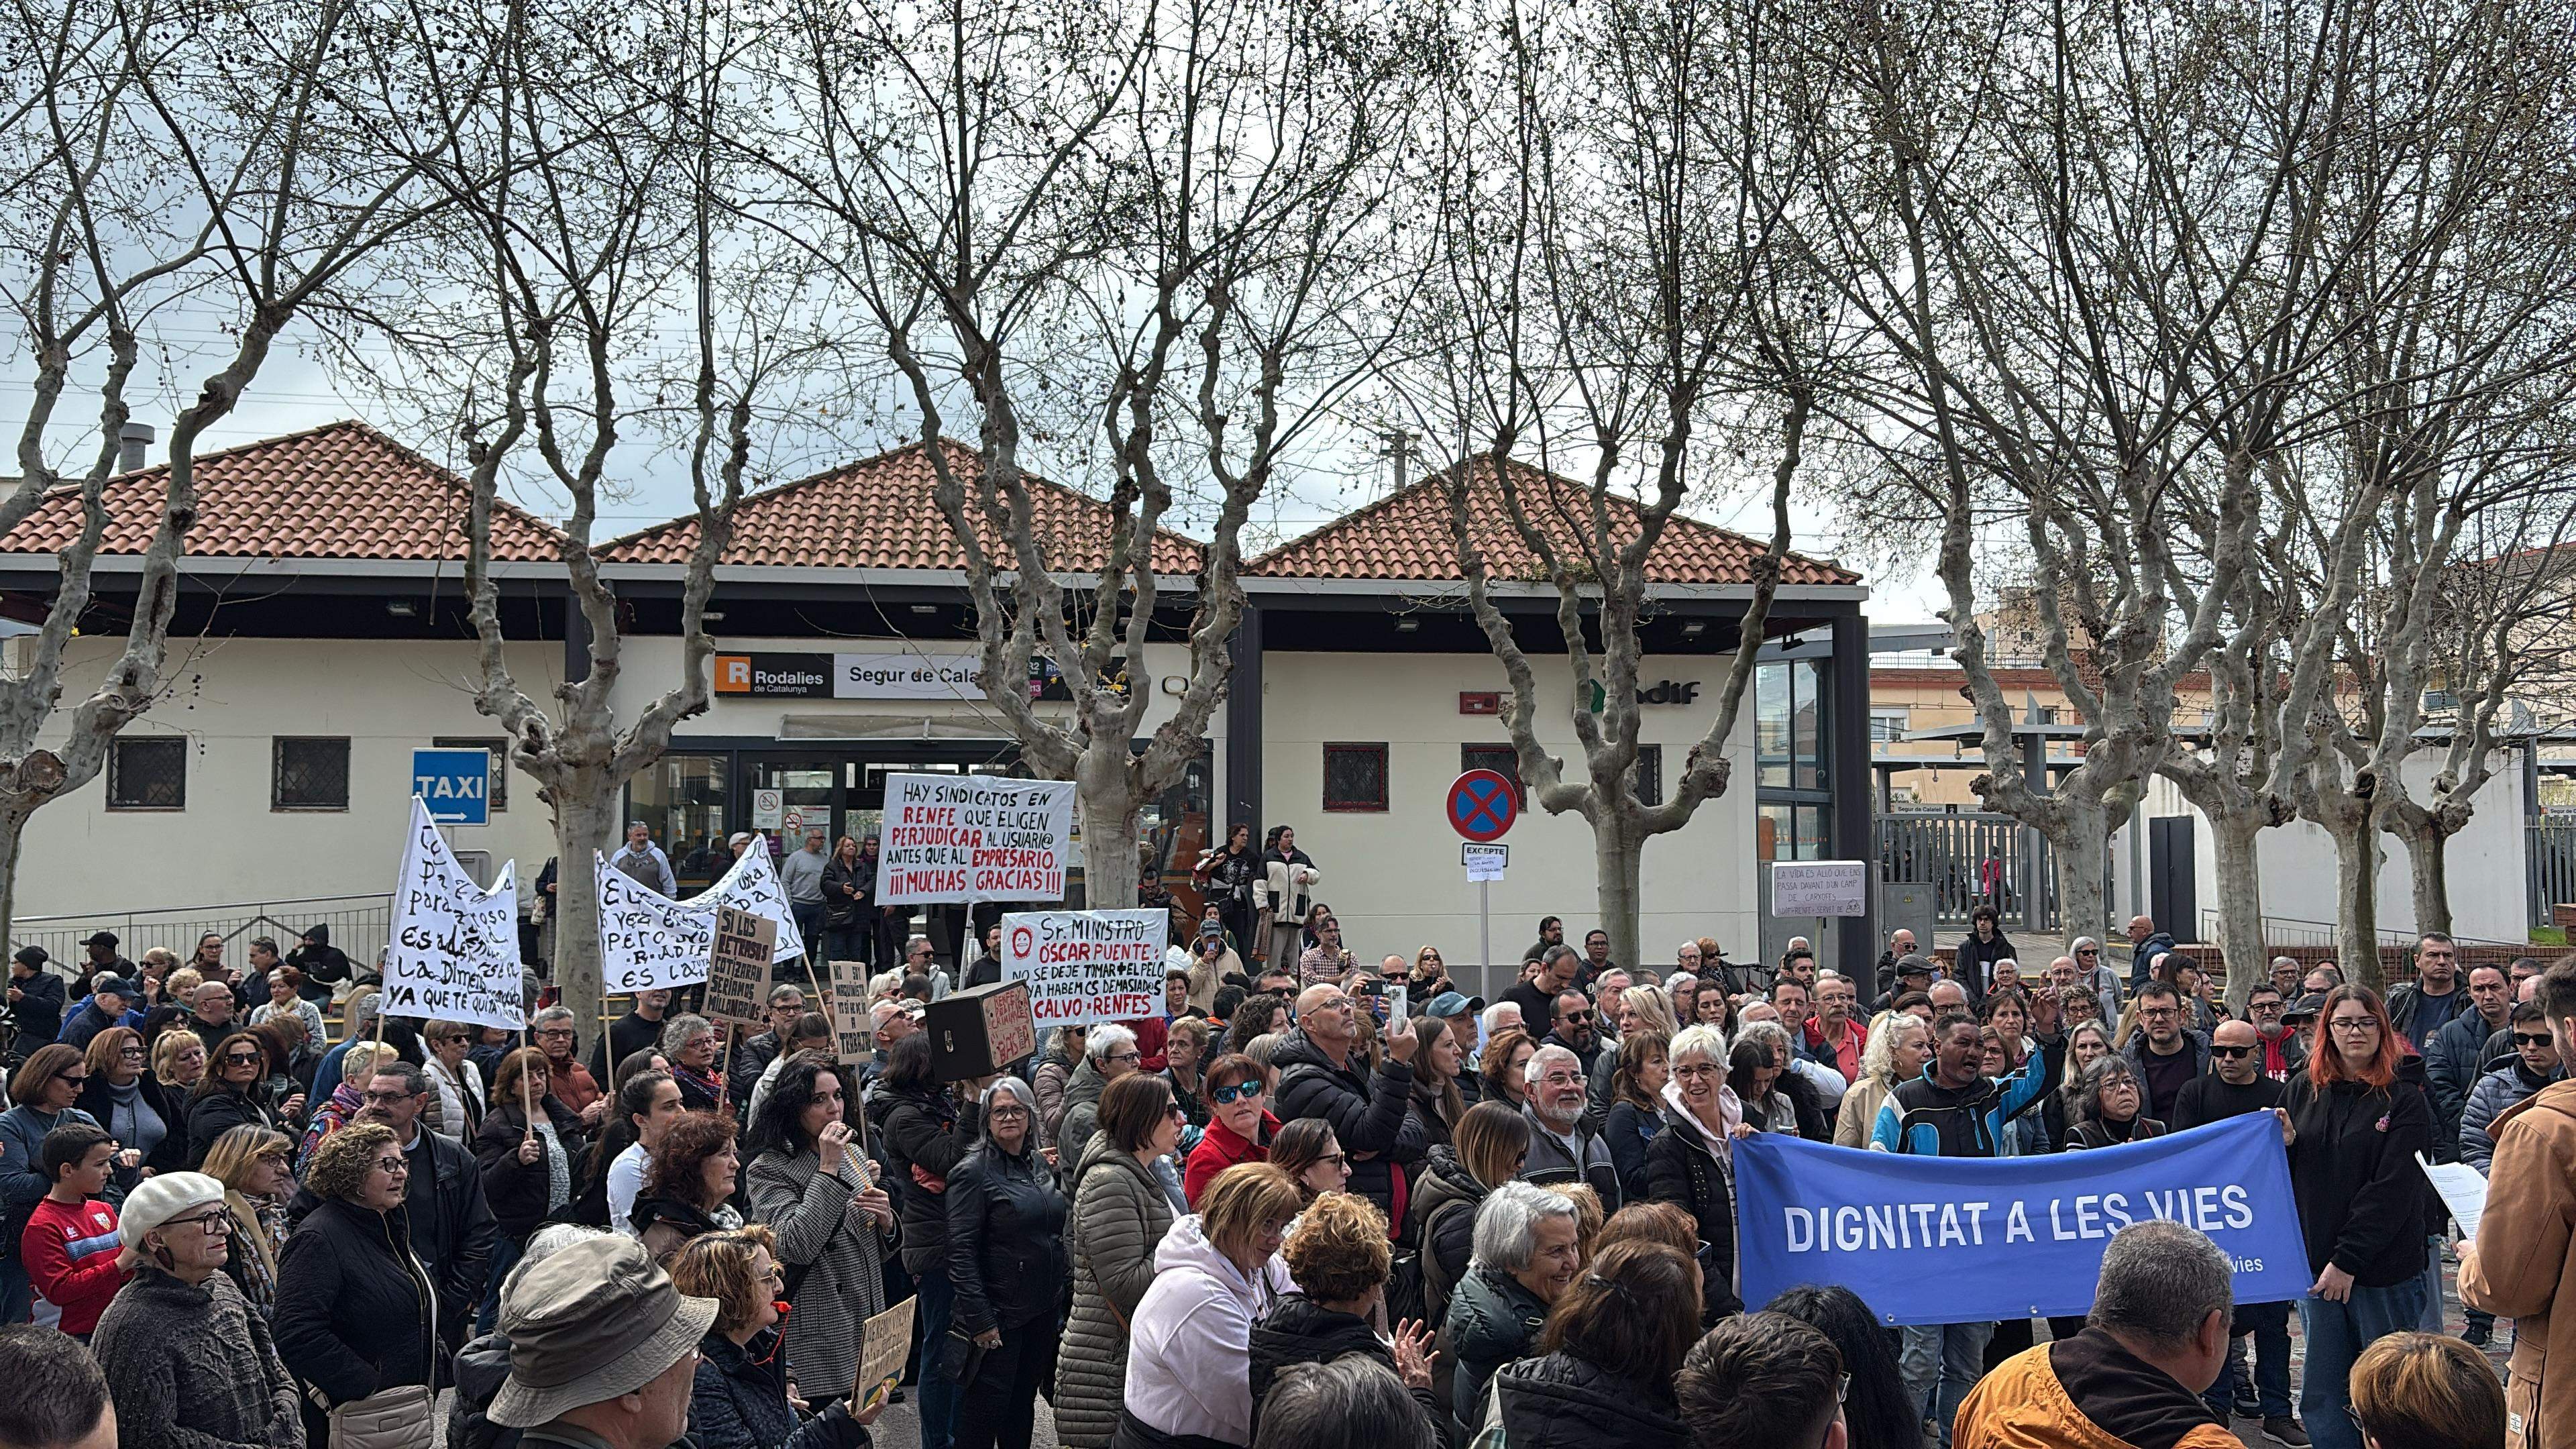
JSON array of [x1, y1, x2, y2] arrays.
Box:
[[999, 908, 1163, 1029], [383, 796, 525, 1030], [873, 773, 1076, 904]]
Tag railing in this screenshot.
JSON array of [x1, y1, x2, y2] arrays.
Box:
[[2198, 908, 2526, 955], [1874, 812, 2061, 930], [11, 893, 394, 971], [2530, 818, 2576, 928]]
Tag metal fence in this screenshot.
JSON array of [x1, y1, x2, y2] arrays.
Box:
[[1874, 812, 2062, 930], [10, 893, 394, 973], [2531, 817, 2576, 928]]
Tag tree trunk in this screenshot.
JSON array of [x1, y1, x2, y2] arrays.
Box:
[[2208, 812, 2268, 1011], [2051, 798, 2113, 965], [1076, 754, 1142, 912], [2333, 817, 2384, 993], [1594, 808, 1644, 981], [2398, 818, 2452, 940], [551, 782, 620, 1040], [0, 803, 30, 951]]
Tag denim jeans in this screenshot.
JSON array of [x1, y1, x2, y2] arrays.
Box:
[[0, 1259, 28, 1326], [791, 902, 826, 968], [1902, 1321, 1994, 1447], [2417, 1236, 2447, 1332], [2301, 1280, 2428, 1449], [2201, 1300, 2294, 1421], [916, 1269, 961, 1449]]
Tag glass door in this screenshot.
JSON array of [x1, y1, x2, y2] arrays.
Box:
[[752, 760, 840, 850]]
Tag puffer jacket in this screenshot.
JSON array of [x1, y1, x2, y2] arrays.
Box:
[[1053, 1060, 1110, 1185], [1639, 1094, 1742, 1320], [272, 1199, 445, 1409], [2462, 1059, 2563, 1174], [1493, 1350, 1687, 1449], [1269, 1029, 1426, 1218], [688, 1329, 869, 1449], [1248, 1293, 1446, 1446], [945, 1135, 1069, 1334], [1446, 1264, 1549, 1432], [1403, 1146, 1487, 1330], [447, 1327, 517, 1449], [1957, 1336, 2239, 1449], [1057, 1131, 1176, 1449], [2425, 1007, 2512, 1158], [869, 1082, 981, 1275]]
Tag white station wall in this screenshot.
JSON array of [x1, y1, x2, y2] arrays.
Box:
[[17, 636, 565, 918], [1258, 650, 1758, 996]]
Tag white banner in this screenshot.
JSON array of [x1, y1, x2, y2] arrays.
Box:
[[598, 835, 807, 992], [1771, 860, 1870, 917], [1000, 908, 1164, 1029], [874, 773, 1077, 904], [384, 796, 525, 1030]]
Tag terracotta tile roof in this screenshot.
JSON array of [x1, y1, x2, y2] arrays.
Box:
[[1246, 456, 1858, 586], [0, 420, 564, 563], [596, 439, 1207, 575]]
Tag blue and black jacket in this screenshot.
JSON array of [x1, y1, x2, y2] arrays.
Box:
[[1869, 1039, 2063, 1158]]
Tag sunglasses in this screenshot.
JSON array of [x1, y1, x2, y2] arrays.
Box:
[[2515, 1032, 2555, 1048], [223, 1052, 264, 1065], [2210, 1044, 2254, 1059], [1212, 1081, 1263, 1105]]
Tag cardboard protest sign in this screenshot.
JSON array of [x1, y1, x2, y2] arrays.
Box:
[[854, 1295, 916, 1412], [828, 961, 874, 1068], [384, 796, 525, 1030], [1000, 909, 1163, 1029], [703, 906, 775, 1027], [874, 774, 1075, 904], [596, 835, 805, 992]]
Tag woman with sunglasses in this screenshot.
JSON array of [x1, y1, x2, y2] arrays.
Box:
[[74, 1024, 187, 1190], [274, 1121, 444, 1448], [2283, 985, 2434, 1449], [184, 1028, 305, 1169], [0, 1044, 102, 1322], [943, 1077, 1069, 1449], [91, 1171, 301, 1449], [1185, 1053, 1279, 1208], [1264, 1117, 1351, 1205], [669, 1224, 879, 1449]]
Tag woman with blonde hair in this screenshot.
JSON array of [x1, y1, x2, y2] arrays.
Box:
[[1251, 1191, 1440, 1442], [1835, 1013, 1931, 1149], [199, 1123, 296, 1318], [1119, 1162, 1302, 1447]]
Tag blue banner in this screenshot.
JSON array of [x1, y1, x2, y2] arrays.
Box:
[[1732, 1112, 2310, 1326]]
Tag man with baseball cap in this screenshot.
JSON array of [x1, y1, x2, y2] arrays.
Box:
[[486, 1235, 720, 1448]]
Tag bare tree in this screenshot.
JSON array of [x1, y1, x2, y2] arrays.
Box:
[[753, 0, 1426, 904], [1393, 0, 1842, 971], [0, 0, 472, 939]]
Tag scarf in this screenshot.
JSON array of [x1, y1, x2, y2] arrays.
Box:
[[225, 1189, 284, 1314], [302, 1079, 366, 1159], [1661, 1075, 1744, 1165], [672, 1061, 723, 1106]]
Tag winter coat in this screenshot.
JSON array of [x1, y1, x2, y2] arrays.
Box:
[[2282, 1066, 2432, 1287], [1034, 1047, 1079, 1149], [2064, 1116, 2167, 1150], [1603, 1097, 1662, 1205], [1403, 1146, 1487, 1330], [2425, 1008, 2513, 1158], [1269, 1030, 1426, 1218], [945, 1136, 1069, 1334], [821, 856, 871, 930], [870, 1083, 981, 1275], [1058, 1131, 1177, 1449], [274, 1199, 445, 1407], [634, 1192, 735, 1262], [2459, 1079, 2576, 1449], [1874, 1044, 2061, 1160], [1183, 1112, 1277, 1208], [7, 968, 65, 1057], [689, 1329, 869, 1449], [1956, 1336, 2239, 1449], [1053, 1060, 1111, 1184], [2462, 1059, 2562, 1175], [1640, 1098, 1743, 1320], [2127, 931, 2179, 987], [91, 1264, 303, 1449], [1247, 1293, 1446, 1447], [1493, 1350, 1688, 1449], [1446, 1264, 1550, 1431], [0, 1104, 97, 1256], [1953, 931, 2016, 1000], [1253, 851, 1319, 920], [746, 1144, 895, 1407], [1521, 1104, 1620, 1208], [186, 1082, 290, 1169], [447, 1328, 515, 1449], [472, 1097, 588, 1242], [1121, 1213, 1292, 1446], [287, 1122, 496, 1340]]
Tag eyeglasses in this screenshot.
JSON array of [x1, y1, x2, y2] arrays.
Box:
[[163, 1210, 231, 1235], [2328, 1017, 2380, 1034], [222, 1051, 263, 1065], [1558, 1010, 1592, 1024], [2138, 1008, 2177, 1020], [2515, 1032, 2555, 1048], [118, 1046, 146, 1059], [1212, 1081, 1263, 1105], [2077, 948, 2099, 957], [54, 1071, 89, 1085], [1317, 1151, 1347, 1167], [372, 1157, 411, 1175], [1110, 1051, 1143, 1065], [2210, 1044, 2254, 1059], [535, 1028, 575, 1039], [361, 1089, 417, 1106]]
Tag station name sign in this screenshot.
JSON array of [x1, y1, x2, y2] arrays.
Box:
[[714, 649, 1120, 702]]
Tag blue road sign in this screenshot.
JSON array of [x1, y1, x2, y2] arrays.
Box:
[[411, 748, 492, 825], [1446, 768, 1518, 843]]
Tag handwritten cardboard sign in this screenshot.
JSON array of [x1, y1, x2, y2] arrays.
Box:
[[1000, 909, 1163, 1030], [704, 906, 775, 1027], [854, 1295, 916, 1411], [874, 774, 1075, 904], [383, 797, 525, 1030], [830, 960, 875, 1068]]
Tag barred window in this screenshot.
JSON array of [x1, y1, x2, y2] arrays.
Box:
[[1323, 743, 1388, 812], [1631, 744, 1664, 806], [272, 737, 351, 811], [107, 737, 186, 810]]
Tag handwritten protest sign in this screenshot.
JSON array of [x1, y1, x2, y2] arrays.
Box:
[[384, 797, 525, 1030], [704, 907, 775, 1027], [829, 961, 874, 1068], [854, 1295, 916, 1411], [874, 774, 1076, 904], [1000, 909, 1163, 1029], [596, 836, 805, 992]]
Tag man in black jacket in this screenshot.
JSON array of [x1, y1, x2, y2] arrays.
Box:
[[588, 987, 672, 1082], [725, 983, 808, 1113], [1273, 983, 1426, 1218], [2169, 1020, 2299, 1438], [6, 947, 64, 1059], [292, 1059, 496, 1348]]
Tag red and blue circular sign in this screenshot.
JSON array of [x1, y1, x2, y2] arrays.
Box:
[[1447, 769, 1519, 843]]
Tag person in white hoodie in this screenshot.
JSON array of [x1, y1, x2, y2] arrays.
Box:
[[1115, 1161, 1303, 1449]]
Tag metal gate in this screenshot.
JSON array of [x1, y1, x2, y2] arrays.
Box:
[[1874, 812, 2062, 931], [2529, 816, 2576, 928]]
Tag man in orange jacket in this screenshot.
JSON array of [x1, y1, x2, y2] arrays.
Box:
[[2459, 957, 2576, 1449], [1955, 1221, 2241, 1449]]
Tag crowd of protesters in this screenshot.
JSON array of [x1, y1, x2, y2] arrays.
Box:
[[0, 856, 2562, 1449]]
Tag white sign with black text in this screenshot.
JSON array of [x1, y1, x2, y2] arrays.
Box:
[[596, 835, 807, 992], [1462, 843, 1509, 882], [1770, 860, 1871, 917], [383, 796, 525, 1030]]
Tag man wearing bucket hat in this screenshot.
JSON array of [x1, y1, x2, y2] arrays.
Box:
[[488, 1234, 721, 1448]]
